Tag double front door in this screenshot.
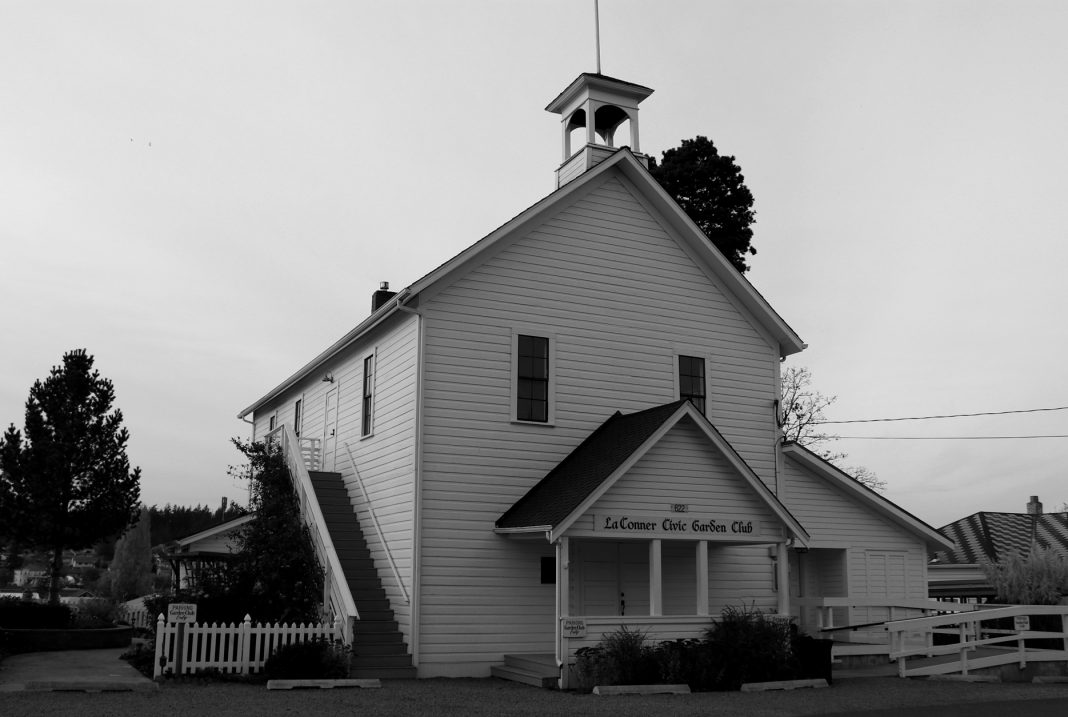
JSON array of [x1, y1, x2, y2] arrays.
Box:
[[573, 541, 649, 616]]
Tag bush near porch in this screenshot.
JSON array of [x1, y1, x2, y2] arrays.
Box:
[[573, 606, 830, 691]]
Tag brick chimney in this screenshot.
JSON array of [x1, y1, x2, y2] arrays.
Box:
[[1027, 495, 1043, 515], [372, 281, 397, 312]]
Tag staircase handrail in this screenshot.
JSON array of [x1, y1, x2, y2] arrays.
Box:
[[343, 441, 411, 606], [266, 425, 359, 641]]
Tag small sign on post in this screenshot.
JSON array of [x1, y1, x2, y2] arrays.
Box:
[[168, 603, 198, 624], [561, 618, 587, 638], [1014, 615, 1030, 632], [167, 603, 197, 676]]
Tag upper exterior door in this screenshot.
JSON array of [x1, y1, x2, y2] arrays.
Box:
[[323, 387, 339, 471]]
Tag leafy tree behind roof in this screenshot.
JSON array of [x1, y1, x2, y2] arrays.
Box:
[[649, 135, 757, 273], [0, 349, 141, 603]]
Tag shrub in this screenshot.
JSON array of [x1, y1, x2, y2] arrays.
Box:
[[702, 605, 796, 690], [263, 638, 349, 680], [652, 638, 715, 689], [980, 547, 1068, 605], [0, 597, 72, 628], [572, 626, 658, 689], [121, 640, 156, 678], [69, 598, 118, 628]]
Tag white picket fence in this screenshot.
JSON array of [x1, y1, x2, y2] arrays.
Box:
[[121, 597, 152, 630], [153, 613, 342, 678]]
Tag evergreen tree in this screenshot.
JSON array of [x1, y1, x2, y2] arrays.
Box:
[[0, 349, 141, 603], [650, 136, 757, 273], [230, 439, 322, 622], [109, 506, 153, 600]]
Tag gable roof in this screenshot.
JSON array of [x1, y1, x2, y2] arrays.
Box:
[[933, 511, 1068, 564], [238, 147, 805, 419], [496, 400, 809, 545], [781, 442, 954, 552], [175, 514, 254, 548]]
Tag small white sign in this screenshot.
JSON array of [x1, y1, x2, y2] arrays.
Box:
[[561, 618, 587, 638], [168, 602, 198, 624], [1014, 615, 1030, 632]]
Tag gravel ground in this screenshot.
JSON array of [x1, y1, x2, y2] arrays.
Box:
[[2, 677, 1068, 717]]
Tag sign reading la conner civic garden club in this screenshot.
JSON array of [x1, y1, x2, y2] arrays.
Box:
[[594, 514, 764, 538]]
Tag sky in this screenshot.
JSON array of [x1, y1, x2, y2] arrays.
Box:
[[2, 1, 1066, 529]]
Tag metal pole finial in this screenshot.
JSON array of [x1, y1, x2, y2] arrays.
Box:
[[594, 0, 602, 74]]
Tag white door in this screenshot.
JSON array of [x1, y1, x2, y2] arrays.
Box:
[[574, 542, 649, 616], [323, 387, 338, 471]]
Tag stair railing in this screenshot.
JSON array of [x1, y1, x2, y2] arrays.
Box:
[[266, 424, 359, 642], [343, 442, 411, 606]]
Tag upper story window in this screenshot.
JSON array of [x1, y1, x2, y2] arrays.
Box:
[[362, 354, 375, 437], [293, 399, 303, 438], [516, 334, 550, 423], [678, 355, 706, 414], [268, 414, 277, 432]]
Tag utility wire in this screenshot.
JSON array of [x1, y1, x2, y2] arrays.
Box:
[[837, 434, 1068, 440], [814, 405, 1068, 425]]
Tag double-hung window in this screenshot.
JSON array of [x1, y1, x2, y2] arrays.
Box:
[[293, 399, 303, 438], [516, 334, 550, 423], [678, 355, 706, 414], [362, 354, 375, 437]]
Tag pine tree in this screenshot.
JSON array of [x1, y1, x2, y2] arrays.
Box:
[[0, 349, 141, 603]]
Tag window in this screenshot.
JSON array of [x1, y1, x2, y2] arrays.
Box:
[[293, 399, 302, 438], [268, 414, 277, 431], [362, 354, 375, 436], [678, 355, 706, 413], [516, 334, 549, 422]]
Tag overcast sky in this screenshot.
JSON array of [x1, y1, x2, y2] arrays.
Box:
[[2, 1, 1066, 529]]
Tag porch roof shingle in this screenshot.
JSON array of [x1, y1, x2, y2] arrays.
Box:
[[495, 401, 688, 531]]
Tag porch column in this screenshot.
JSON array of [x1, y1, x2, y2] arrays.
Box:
[[649, 539, 662, 616], [696, 541, 709, 616], [555, 537, 569, 688], [776, 541, 790, 615]]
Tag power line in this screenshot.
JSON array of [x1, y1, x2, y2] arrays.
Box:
[[815, 405, 1068, 425], [837, 434, 1068, 440]]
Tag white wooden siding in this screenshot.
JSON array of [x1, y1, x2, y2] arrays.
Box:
[[416, 170, 783, 674], [782, 456, 929, 629], [252, 313, 419, 643]]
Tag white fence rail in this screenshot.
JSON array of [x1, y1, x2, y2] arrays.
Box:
[[888, 604, 1068, 677], [153, 613, 341, 677], [120, 597, 152, 630]]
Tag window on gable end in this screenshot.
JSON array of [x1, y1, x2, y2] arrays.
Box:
[[293, 399, 303, 438], [678, 355, 707, 414], [515, 333, 552, 424]]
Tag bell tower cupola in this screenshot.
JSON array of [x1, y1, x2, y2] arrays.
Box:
[[546, 73, 654, 188]]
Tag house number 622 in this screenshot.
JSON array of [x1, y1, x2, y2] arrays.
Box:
[[671, 504, 688, 513]]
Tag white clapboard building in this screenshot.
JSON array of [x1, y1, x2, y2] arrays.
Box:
[[238, 72, 953, 684]]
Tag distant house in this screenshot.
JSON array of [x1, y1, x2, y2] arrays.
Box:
[[159, 514, 254, 593], [929, 495, 1068, 599], [236, 71, 953, 683]]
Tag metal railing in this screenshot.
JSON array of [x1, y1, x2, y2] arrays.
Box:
[[265, 425, 358, 643], [343, 442, 410, 606]]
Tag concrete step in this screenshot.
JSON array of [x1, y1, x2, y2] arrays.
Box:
[[354, 620, 400, 634], [350, 665, 417, 680], [352, 640, 411, 656], [351, 653, 414, 669], [504, 653, 556, 673], [491, 665, 557, 689]]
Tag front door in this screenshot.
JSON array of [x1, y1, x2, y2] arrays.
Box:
[[323, 387, 338, 471], [574, 541, 649, 616]]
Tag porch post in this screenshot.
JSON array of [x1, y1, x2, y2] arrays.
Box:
[[649, 539, 662, 616], [556, 537, 569, 688], [696, 541, 709, 616], [776, 541, 790, 615]]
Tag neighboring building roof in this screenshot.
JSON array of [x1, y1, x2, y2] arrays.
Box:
[[781, 441, 955, 552], [175, 514, 255, 549], [238, 147, 806, 419], [496, 400, 809, 544], [932, 511, 1068, 564]]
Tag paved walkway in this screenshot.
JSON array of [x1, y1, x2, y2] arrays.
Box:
[[0, 646, 157, 692]]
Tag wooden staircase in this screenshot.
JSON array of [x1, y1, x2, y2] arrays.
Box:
[[491, 653, 558, 688], [309, 470, 416, 679]]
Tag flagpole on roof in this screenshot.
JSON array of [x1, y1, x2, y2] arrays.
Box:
[[594, 0, 602, 74]]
